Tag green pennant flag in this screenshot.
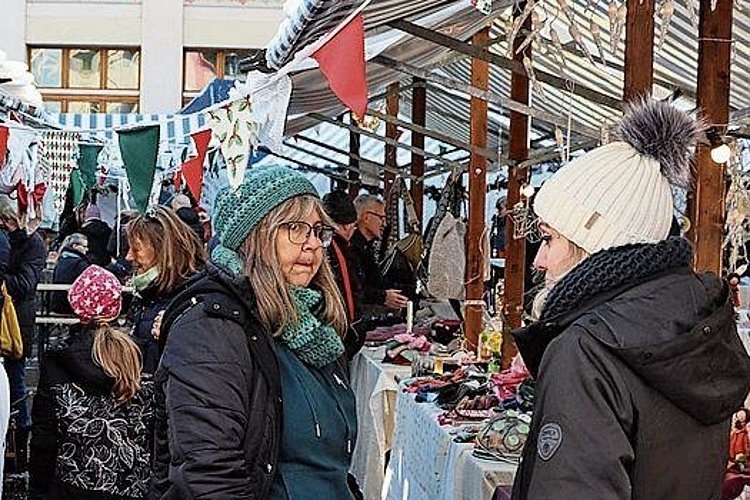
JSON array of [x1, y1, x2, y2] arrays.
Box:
[[117, 125, 160, 214], [69, 169, 85, 207], [77, 144, 103, 188]]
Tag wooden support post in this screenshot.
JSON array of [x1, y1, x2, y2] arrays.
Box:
[[384, 82, 400, 200], [623, 0, 655, 101], [465, 27, 490, 352], [502, 6, 530, 368], [411, 78, 426, 227], [691, 0, 732, 274], [348, 113, 361, 199]]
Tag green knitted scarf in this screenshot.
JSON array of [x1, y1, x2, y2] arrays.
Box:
[[278, 287, 344, 368]]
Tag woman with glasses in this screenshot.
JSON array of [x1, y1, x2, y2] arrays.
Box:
[[125, 206, 205, 373], [150, 166, 359, 500]]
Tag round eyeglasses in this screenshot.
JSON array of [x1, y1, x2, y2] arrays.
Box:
[[279, 221, 334, 248]]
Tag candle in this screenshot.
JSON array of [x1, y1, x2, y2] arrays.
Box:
[[406, 301, 414, 334]]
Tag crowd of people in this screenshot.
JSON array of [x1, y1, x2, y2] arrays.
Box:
[[0, 98, 746, 500]]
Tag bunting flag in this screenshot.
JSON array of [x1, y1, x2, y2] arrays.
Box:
[[0, 125, 8, 167], [311, 14, 368, 119], [38, 130, 81, 214], [208, 96, 258, 190], [69, 169, 85, 207], [117, 125, 160, 214], [180, 128, 211, 201], [77, 144, 103, 189]]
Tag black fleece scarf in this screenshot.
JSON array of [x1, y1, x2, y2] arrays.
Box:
[[540, 237, 694, 322]]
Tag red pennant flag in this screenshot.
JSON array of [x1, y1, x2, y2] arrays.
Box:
[[0, 125, 8, 167], [181, 129, 211, 201], [311, 14, 368, 119]]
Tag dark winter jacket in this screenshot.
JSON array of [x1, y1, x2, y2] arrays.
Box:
[[511, 238, 750, 500], [79, 219, 112, 268], [29, 327, 155, 500], [149, 263, 282, 500], [50, 247, 90, 315], [174, 206, 204, 243], [349, 229, 387, 306], [6, 228, 45, 359], [0, 229, 10, 308], [327, 234, 365, 359], [128, 276, 197, 374]]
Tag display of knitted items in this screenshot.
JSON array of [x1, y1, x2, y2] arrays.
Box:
[[540, 236, 693, 322], [278, 286, 344, 368], [365, 323, 430, 344], [38, 130, 81, 214]]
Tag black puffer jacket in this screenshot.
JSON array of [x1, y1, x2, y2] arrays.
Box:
[[6, 228, 45, 359], [149, 263, 281, 500], [512, 239, 750, 500]]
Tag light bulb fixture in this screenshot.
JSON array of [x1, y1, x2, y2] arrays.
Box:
[[520, 183, 535, 198], [706, 126, 732, 164]]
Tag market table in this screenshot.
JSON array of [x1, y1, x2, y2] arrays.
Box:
[[350, 346, 412, 500], [383, 388, 517, 500]]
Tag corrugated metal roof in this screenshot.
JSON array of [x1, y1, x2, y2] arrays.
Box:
[[263, 0, 750, 181]]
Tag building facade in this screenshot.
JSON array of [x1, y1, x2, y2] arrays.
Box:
[[2, 0, 283, 113]]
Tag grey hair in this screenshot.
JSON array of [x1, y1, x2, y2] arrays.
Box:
[[61, 233, 88, 250], [353, 194, 384, 217]]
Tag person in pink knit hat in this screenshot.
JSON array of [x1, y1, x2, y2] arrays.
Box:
[[30, 265, 154, 499]]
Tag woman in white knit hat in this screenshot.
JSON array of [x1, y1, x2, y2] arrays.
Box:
[[511, 98, 750, 500]]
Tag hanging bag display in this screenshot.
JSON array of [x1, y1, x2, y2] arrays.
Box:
[[0, 284, 23, 360]]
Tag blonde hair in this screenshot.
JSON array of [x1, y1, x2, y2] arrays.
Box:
[[91, 324, 143, 402], [237, 195, 347, 336], [126, 206, 206, 294], [0, 195, 21, 228], [531, 223, 589, 320]]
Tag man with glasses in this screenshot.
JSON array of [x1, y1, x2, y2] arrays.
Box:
[[351, 195, 408, 313]]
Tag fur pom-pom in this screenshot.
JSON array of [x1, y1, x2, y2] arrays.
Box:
[[617, 97, 705, 187]]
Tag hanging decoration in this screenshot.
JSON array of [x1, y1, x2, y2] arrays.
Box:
[[38, 130, 80, 214], [311, 13, 369, 120], [179, 128, 212, 201], [0, 125, 8, 166], [117, 125, 160, 214], [208, 96, 258, 191], [723, 142, 750, 275], [77, 143, 103, 189], [523, 56, 546, 100], [506, 1, 537, 58], [657, 0, 675, 49], [548, 27, 568, 70], [515, 8, 545, 55], [590, 17, 606, 62]]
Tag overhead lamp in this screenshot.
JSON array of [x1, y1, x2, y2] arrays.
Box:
[[707, 127, 732, 164], [520, 183, 535, 198]]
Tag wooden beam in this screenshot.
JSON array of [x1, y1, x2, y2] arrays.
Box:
[[691, 0, 732, 274], [502, 6, 531, 367], [372, 54, 601, 139], [308, 111, 466, 173], [367, 108, 499, 162], [411, 77, 426, 227], [387, 18, 623, 111], [384, 82, 399, 200], [465, 27, 490, 352], [623, 0, 655, 100], [348, 113, 361, 198]]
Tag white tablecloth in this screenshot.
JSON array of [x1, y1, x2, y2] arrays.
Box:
[[350, 347, 412, 500], [383, 389, 516, 500]]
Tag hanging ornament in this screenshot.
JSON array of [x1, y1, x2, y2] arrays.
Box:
[[711, 0, 717, 10], [556, 0, 576, 23], [510, 200, 538, 240], [549, 27, 568, 70], [507, 1, 538, 58], [554, 126, 566, 163], [600, 122, 611, 145], [569, 23, 595, 63], [590, 17, 606, 61], [523, 55, 547, 100], [607, 1, 619, 54], [516, 8, 545, 55], [471, 0, 493, 15], [657, 0, 675, 50]]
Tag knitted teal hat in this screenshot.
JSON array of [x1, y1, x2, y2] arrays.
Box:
[[211, 165, 319, 274]]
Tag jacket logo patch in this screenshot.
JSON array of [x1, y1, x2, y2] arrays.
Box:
[[538, 422, 562, 461]]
